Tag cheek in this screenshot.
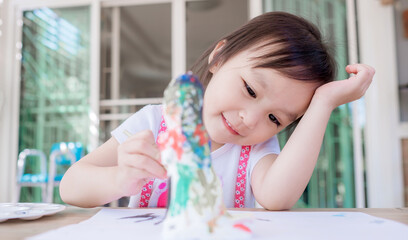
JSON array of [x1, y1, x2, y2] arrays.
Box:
[[202, 82, 224, 114], [202, 93, 214, 129], [248, 126, 278, 144], [264, 129, 279, 141]]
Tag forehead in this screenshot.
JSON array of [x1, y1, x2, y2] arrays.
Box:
[[226, 40, 282, 67]]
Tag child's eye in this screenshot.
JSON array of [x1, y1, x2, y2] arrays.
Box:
[[244, 81, 256, 98], [269, 114, 281, 126]]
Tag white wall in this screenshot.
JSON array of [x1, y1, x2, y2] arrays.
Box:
[[0, 0, 7, 202], [357, 0, 404, 207], [0, 0, 19, 202]]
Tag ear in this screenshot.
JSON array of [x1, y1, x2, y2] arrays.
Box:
[[208, 40, 227, 73]]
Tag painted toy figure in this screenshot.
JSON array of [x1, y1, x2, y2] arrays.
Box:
[[157, 72, 252, 239]]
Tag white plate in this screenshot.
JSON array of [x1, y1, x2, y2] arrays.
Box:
[[0, 203, 66, 222]]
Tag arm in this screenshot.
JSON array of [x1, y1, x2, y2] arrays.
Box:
[[60, 137, 122, 207], [60, 131, 167, 208], [251, 64, 375, 210]]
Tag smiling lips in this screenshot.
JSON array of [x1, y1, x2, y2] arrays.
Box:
[[222, 114, 240, 136]]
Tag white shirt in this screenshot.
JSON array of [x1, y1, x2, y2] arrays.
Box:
[[111, 104, 281, 208]]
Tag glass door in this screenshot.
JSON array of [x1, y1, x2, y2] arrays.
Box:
[[17, 4, 93, 203]]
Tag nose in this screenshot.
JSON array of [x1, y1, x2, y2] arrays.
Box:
[[239, 108, 261, 130]]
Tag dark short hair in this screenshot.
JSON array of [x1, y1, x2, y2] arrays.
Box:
[[190, 11, 337, 88]]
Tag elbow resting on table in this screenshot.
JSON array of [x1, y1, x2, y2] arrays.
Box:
[[59, 177, 78, 207], [257, 192, 298, 211], [59, 186, 98, 208], [260, 201, 294, 211], [59, 175, 94, 208]]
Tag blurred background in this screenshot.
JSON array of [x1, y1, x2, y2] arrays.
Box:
[[0, 0, 406, 208]]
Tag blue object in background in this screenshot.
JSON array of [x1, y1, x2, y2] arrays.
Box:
[[16, 142, 84, 203], [50, 142, 84, 165], [47, 142, 84, 202]]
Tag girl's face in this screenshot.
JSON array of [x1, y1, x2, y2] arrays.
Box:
[[203, 44, 319, 151]]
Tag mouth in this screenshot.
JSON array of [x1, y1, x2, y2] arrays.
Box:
[[221, 114, 240, 136]]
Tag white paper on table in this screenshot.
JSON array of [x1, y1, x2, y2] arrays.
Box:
[[28, 208, 408, 240]]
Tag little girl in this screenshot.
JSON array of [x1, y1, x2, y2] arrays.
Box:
[[60, 12, 374, 210]]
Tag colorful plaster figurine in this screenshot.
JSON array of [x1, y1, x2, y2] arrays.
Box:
[[158, 72, 253, 239]]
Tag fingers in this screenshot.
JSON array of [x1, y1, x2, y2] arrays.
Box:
[[118, 130, 167, 179], [121, 130, 161, 162], [345, 64, 376, 77], [121, 153, 167, 179], [116, 167, 157, 196], [315, 63, 375, 109], [345, 63, 375, 89], [122, 166, 157, 182]]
